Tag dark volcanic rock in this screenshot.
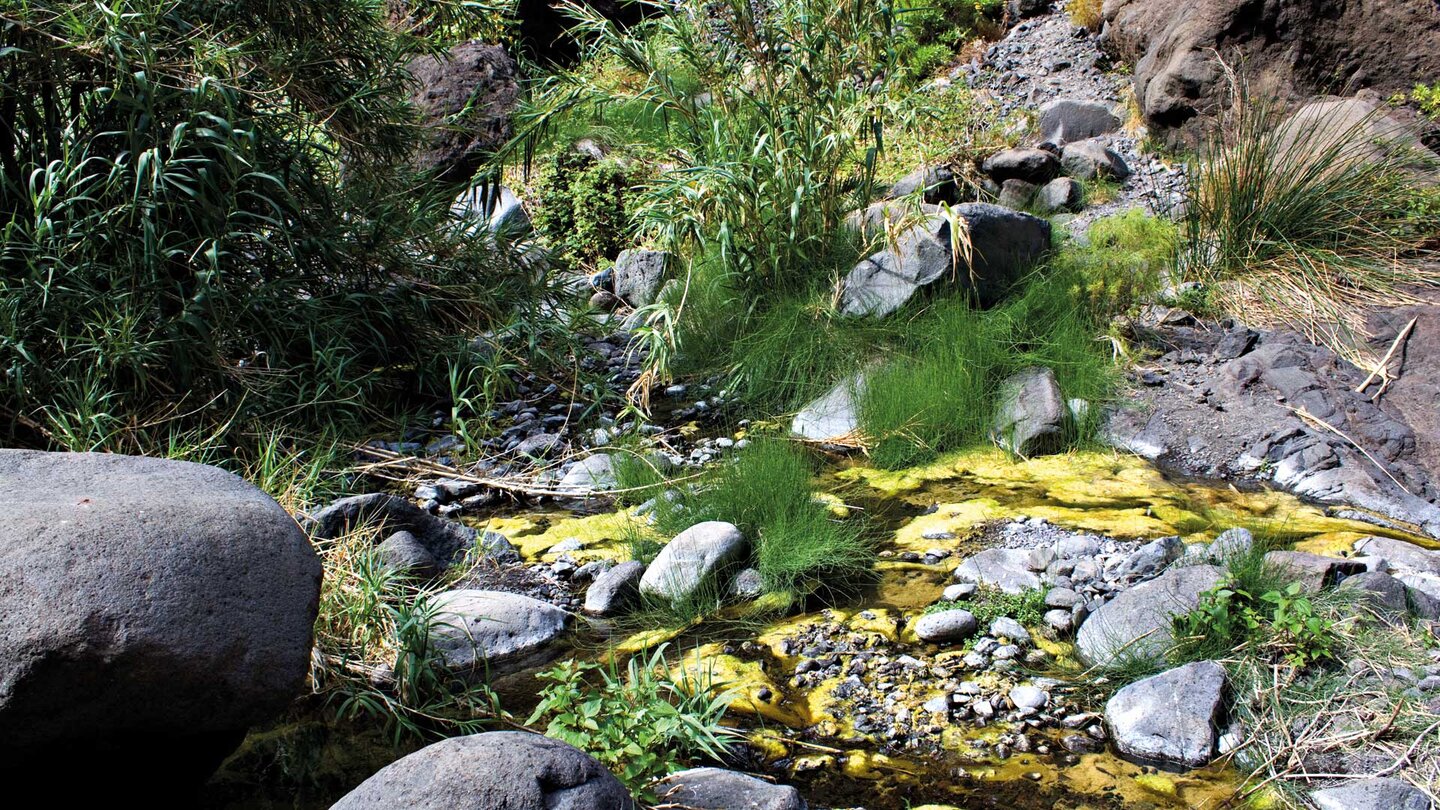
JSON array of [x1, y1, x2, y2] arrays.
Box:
[[0, 450, 321, 789], [408, 41, 520, 182]]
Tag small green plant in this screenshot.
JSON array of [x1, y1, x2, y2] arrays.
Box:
[[1055, 209, 1178, 319], [925, 585, 1047, 627], [1064, 0, 1104, 29], [530, 150, 635, 271], [527, 645, 735, 800], [1173, 580, 1337, 669], [1392, 82, 1440, 120]]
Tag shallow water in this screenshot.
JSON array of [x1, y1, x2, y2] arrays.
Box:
[[210, 447, 1429, 808]]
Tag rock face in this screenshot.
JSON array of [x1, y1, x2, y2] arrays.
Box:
[[332, 731, 636, 809], [656, 767, 807, 810], [425, 590, 570, 677], [791, 373, 863, 442], [640, 522, 748, 601], [1105, 661, 1225, 769], [1037, 99, 1122, 145], [1102, 0, 1440, 133], [840, 203, 1050, 316], [0, 450, 321, 782], [1076, 564, 1224, 665], [1309, 776, 1432, 810], [407, 41, 520, 182], [612, 249, 669, 308], [992, 367, 1066, 456]]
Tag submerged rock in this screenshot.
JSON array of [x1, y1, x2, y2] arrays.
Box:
[[1106, 661, 1225, 769], [424, 590, 570, 677], [332, 731, 636, 809], [0, 450, 321, 786], [992, 367, 1065, 456], [656, 767, 807, 810], [1076, 564, 1224, 666], [639, 521, 748, 602]]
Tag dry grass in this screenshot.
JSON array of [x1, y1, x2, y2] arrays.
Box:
[[1065, 0, 1104, 30]]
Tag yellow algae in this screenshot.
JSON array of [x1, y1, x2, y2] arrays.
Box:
[[608, 624, 692, 657], [675, 645, 810, 727], [813, 491, 852, 518], [1293, 531, 1369, 557], [840, 749, 910, 780], [746, 729, 792, 761], [474, 510, 646, 562], [1134, 772, 1178, 797]]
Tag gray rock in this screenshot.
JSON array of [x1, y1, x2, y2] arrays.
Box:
[[915, 609, 980, 643], [1209, 527, 1254, 559], [640, 522, 748, 601], [584, 561, 646, 617], [1264, 550, 1365, 591], [1076, 564, 1224, 666], [1009, 685, 1049, 711], [517, 432, 566, 459], [1035, 177, 1083, 214], [1057, 536, 1101, 558], [0, 450, 320, 777], [990, 617, 1032, 646], [791, 373, 862, 442], [452, 184, 531, 238], [998, 178, 1038, 210], [656, 767, 806, 810], [943, 582, 978, 601], [992, 367, 1065, 456], [560, 454, 618, 492], [954, 548, 1042, 594], [844, 200, 942, 237], [331, 731, 636, 809], [1341, 571, 1440, 620], [1059, 139, 1131, 181], [1309, 777, 1431, 810], [378, 530, 441, 578], [408, 42, 519, 183], [612, 249, 669, 308], [1044, 609, 1074, 633], [981, 148, 1061, 184], [1115, 535, 1183, 579], [1037, 99, 1122, 144], [425, 590, 570, 677], [1355, 536, 1440, 576], [307, 492, 512, 565], [1106, 661, 1225, 769], [1046, 588, 1080, 609], [840, 203, 1050, 315], [731, 567, 765, 599], [888, 164, 959, 205]]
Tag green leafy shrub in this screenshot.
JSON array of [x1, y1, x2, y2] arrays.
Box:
[[1173, 580, 1337, 669], [527, 646, 735, 800], [925, 585, 1047, 627], [531, 150, 635, 270], [895, 0, 1006, 82], [0, 0, 527, 452]]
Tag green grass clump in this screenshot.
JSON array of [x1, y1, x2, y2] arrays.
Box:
[[925, 585, 1047, 627], [644, 439, 875, 601], [859, 269, 1116, 469], [1055, 208, 1179, 319]]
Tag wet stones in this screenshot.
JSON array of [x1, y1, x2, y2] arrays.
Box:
[[1105, 661, 1225, 769], [656, 767, 807, 810]]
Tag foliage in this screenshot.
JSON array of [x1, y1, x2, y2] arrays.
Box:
[[1392, 82, 1440, 120], [530, 150, 636, 271], [925, 585, 1047, 627], [313, 529, 503, 744], [893, 0, 1005, 82], [0, 0, 529, 452], [1174, 579, 1337, 669], [1056, 209, 1179, 318], [527, 645, 735, 800], [1181, 89, 1440, 356], [627, 438, 876, 603]]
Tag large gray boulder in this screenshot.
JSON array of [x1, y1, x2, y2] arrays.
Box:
[[791, 373, 863, 442], [1059, 140, 1132, 181], [612, 249, 669, 308], [1355, 536, 1440, 575], [640, 522, 748, 602], [981, 148, 1062, 184], [1076, 564, 1224, 666], [1309, 777, 1431, 810], [424, 590, 570, 677], [1037, 99, 1123, 145], [407, 41, 520, 182], [331, 731, 636, 809], [953, 548, 1042, 594], [992, 367, 1066, 456], [1105, 661, 1225, 769], [0, 450, 321, 781], [656, 767, 807, 810], [886, 165, 960, 205], [840, 203, 1050, 316]]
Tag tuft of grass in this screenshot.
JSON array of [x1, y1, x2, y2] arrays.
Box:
[[1182, 88, 1440, 360], [1056, 209, 1179, 319], [1064, 0, 1104, 29], [925, 585, 1047, 627]]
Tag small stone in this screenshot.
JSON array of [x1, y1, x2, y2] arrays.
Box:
[[1009, 685, 1048, 712], [942, 583, 978, 602], [915, 609, 980, 644], [990, 617, 1032, 647]]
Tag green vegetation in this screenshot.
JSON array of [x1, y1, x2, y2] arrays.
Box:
[[530, 150, 637, 271], [1174, 580, 1337, 669], [925, 585, 1047, 627], [1182, 92, 1440, 353], [1056, 208, 1178, 318], [1064, 0, 1105, 29], [528, 645, 735, 800], [1392, 82, 1440, 120], [894, 0, 1005, 82], [618, 439, 876, 604]]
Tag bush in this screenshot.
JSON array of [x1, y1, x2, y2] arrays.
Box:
[[530, 150, 635, 271], [0, 1, 526, 452], [527, 646, 734, 800], [1056, 209, 1179, 318]]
